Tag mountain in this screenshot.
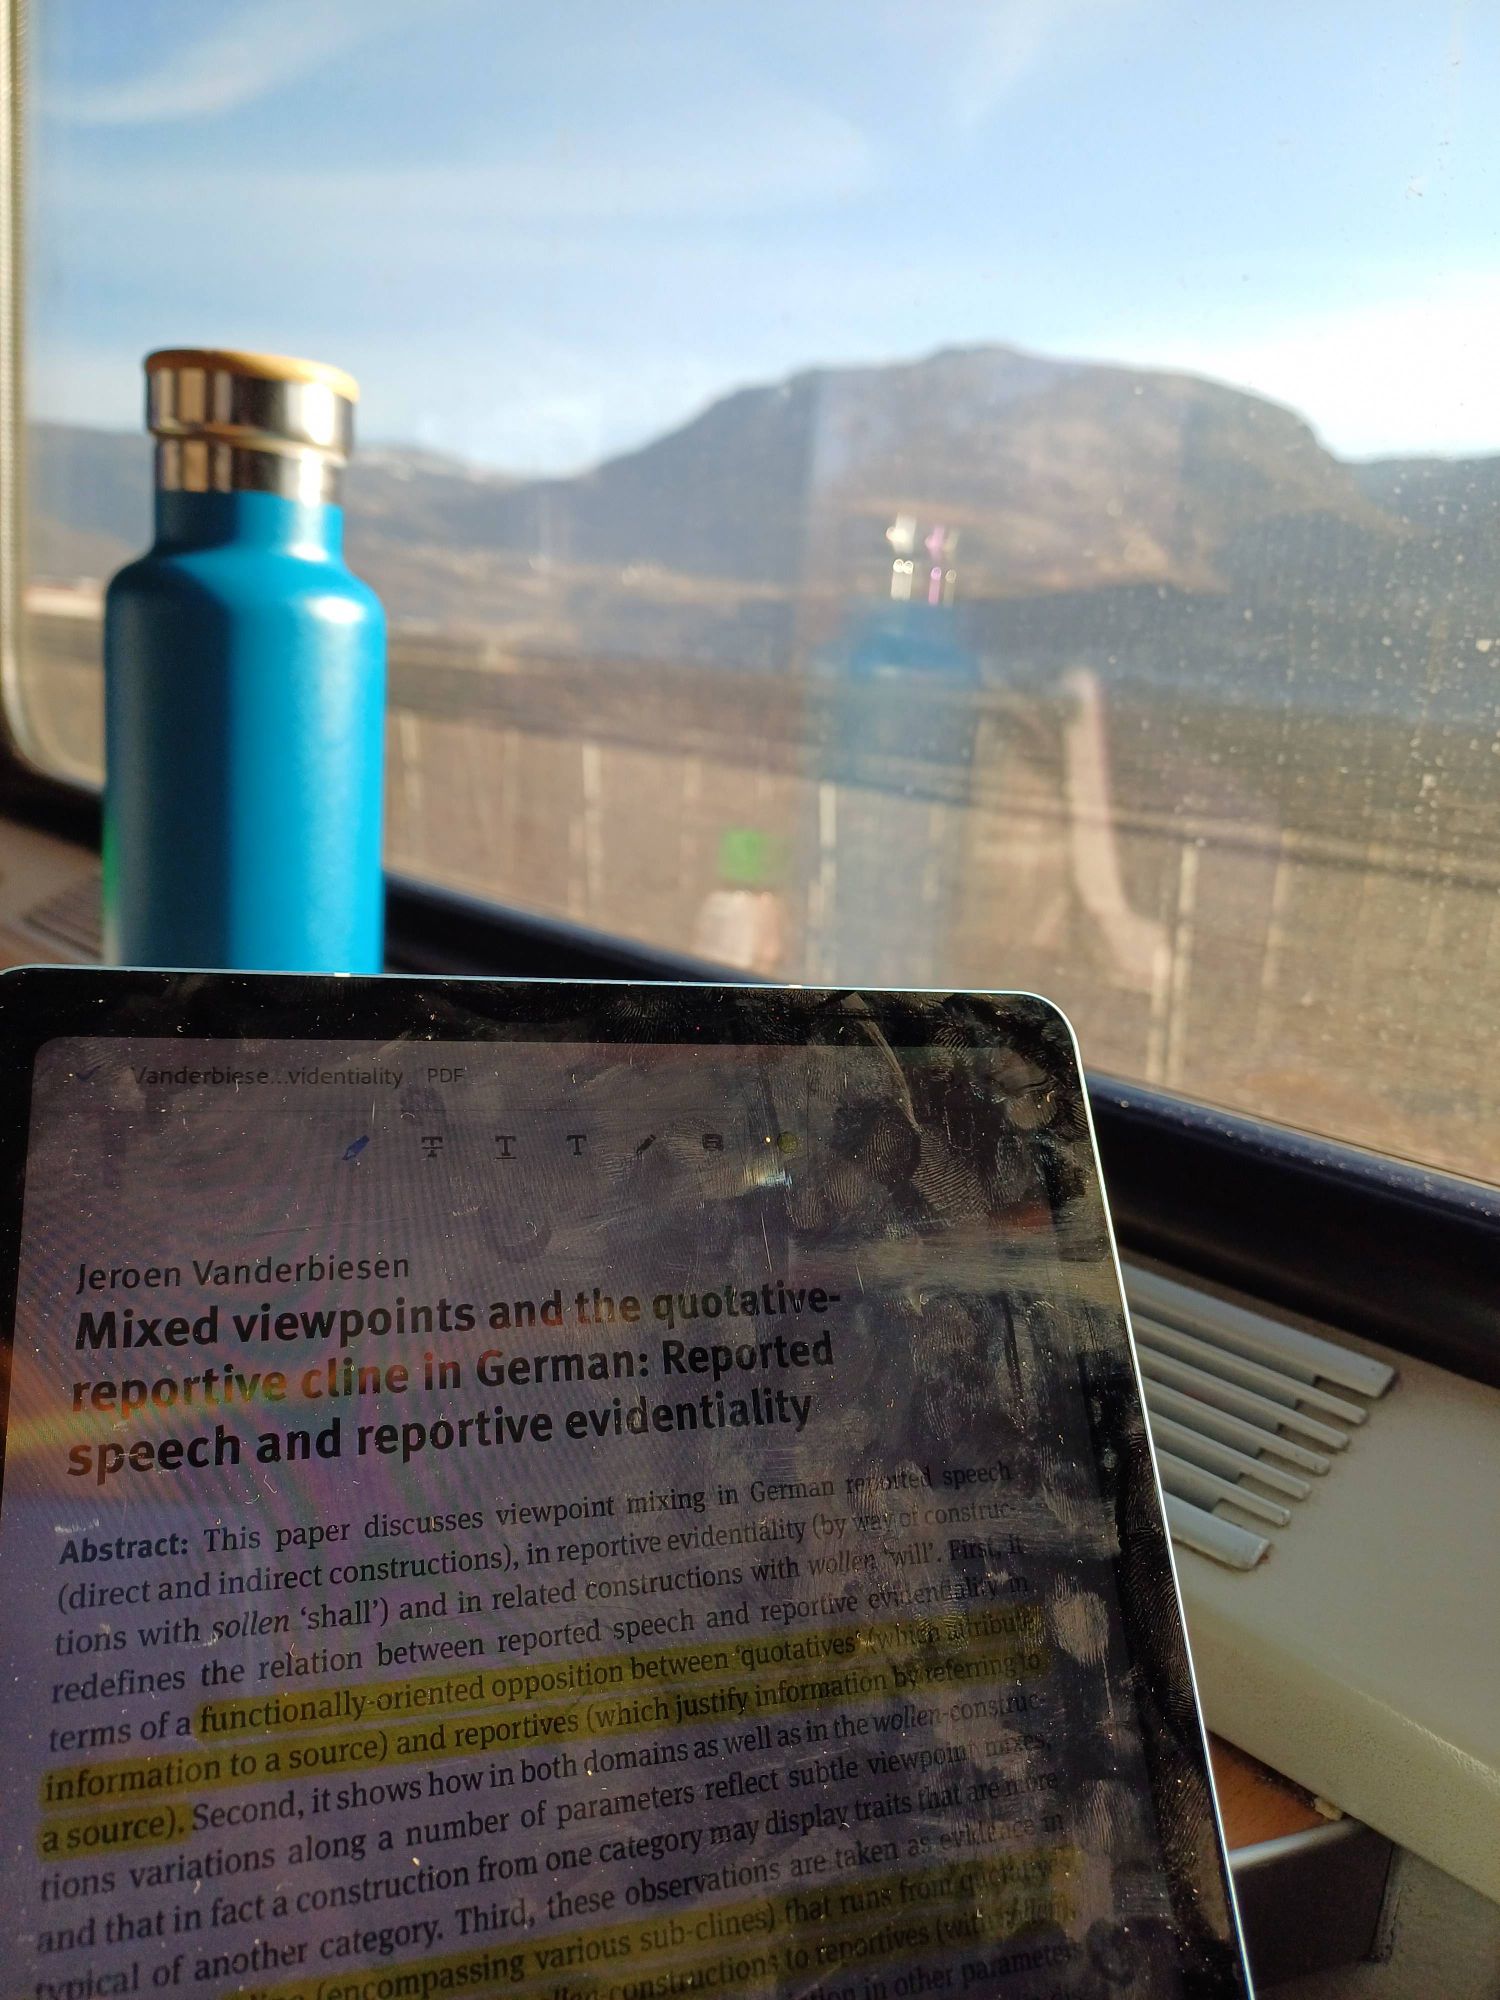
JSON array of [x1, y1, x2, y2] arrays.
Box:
[[1352, 454, 1500, 538], [25, 343, 1499, 690], [27, 344, 1392, 601], [465, 346, 1389, 597]]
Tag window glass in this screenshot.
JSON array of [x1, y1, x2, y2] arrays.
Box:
[[18, 2, 1500, 1185]]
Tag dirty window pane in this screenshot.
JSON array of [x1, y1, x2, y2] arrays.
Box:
[[19, 3, 1500, 1184]]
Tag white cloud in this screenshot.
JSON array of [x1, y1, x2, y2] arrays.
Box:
[[47, 0, 436, 125], [1136, 274, 1500, 458], [44, 88, 875, 237]]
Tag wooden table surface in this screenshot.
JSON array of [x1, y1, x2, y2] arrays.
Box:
[[1210, 1734, 1327, 1849]]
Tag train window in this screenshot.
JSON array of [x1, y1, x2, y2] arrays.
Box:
[[13, 3, 1500, 1185]]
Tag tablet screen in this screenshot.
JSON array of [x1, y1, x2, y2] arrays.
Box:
[[0, 977, 1247, 1999]]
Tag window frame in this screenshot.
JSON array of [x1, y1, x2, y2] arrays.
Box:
[[0, 0, 29, 777]]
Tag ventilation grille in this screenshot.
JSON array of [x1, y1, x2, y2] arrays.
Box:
[[1126, 1264, 1395, 1570], [19, 871, 103, 960]]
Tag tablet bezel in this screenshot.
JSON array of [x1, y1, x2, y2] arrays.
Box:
[[0, 965, 1251, 1997]]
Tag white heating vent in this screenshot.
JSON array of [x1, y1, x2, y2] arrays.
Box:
[[1124, 1264, 1396, 1571]]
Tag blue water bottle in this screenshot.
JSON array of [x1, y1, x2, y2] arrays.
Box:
[[104, 348, 385, 971]]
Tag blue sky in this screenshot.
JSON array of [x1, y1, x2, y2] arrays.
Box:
[[30, 0, 1500, 472]]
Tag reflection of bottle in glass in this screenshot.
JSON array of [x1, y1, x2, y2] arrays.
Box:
[[104, 349, 385, 971], [818, 592, 980, 987]]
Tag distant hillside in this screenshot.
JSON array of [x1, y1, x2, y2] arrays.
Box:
[[27, 345, 1391, 592], [28, 422, 516, 578], [25, 343, 1500, 700], [472, 346, 1393, 597]]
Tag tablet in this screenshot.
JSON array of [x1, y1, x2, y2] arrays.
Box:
[[0, 969, 1250, 1999]]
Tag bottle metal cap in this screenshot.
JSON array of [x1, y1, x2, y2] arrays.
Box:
[[144, 348, 357, 500], [146, 349, 359, 402]]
